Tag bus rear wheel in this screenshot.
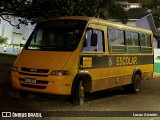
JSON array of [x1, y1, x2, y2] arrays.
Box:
[[72, 80, 84, 106], [124, 74, 141, 94]]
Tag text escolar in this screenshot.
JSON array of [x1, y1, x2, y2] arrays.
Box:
[[116, 57, 137, 66]]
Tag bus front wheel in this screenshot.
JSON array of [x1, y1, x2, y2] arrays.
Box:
[[124, 74, 141, 94], [72, 80, 84, 106]]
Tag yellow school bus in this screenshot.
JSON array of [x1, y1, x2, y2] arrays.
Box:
[[11, 16, 153, 105]]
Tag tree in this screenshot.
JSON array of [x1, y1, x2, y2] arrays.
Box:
[[152, 9, 160, 27], [0, 37, 8, 45], [148, 0, 160, 10], [0, 0, 128, 27]]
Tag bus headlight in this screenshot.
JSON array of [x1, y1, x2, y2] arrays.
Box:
[[50, 70, 70, 76], [12, 66, 18, 72]]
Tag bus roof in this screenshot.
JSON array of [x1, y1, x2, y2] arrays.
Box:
[[43, 16, 153, 34]]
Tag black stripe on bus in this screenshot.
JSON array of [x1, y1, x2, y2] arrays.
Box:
[[80, 55, 153, 69]]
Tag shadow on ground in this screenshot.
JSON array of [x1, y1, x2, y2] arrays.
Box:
[[0, 69, 130, 104]]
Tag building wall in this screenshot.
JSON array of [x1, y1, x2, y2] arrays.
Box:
[[0, 15, 34, 45], [136, 18, 151, 30], [119, 2, 142, 11], [21, 24, 34, 44], [126, 21, 136, 26], [0, 16, 14, 44], [130, 4, 141, 9], [12, 33, 22, 44]]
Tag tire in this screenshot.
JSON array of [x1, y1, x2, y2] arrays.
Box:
[[72, 80, 84, 106], [124, 74, 141, 94], [19, 90, 36, 99]]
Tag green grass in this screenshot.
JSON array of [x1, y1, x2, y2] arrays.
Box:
[[0, 53, 17, 69]]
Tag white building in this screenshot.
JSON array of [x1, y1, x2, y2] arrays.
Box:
[[0, 15, 35, 45], [119, 2, 142, 11]]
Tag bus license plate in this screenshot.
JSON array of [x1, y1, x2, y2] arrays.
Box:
[[25, 78, 36, 84]]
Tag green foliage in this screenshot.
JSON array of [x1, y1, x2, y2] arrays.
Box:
[[152, 9, 160, 28], [0, 0, 128, 24], [106, 1, 128, 23], [10, 44, 20, 46], [0, 37, 8, 45]]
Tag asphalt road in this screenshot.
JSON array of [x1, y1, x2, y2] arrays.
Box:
[[0, 69, 160, 120]]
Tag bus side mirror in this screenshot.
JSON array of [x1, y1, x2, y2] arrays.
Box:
[[91, 33, 97, 46], [83, 38, 87, 47]]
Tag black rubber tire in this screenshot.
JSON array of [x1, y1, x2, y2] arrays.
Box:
[[124, 74, 141, 94], [72, 80, 84, 106]]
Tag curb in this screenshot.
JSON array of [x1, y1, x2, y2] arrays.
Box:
[[153, 73, 160, 79]]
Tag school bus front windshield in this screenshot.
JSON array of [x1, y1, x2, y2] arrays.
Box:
[[25, 20, 87, 51]]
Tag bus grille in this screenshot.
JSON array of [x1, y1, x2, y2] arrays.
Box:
[[19, 72, 48, 77], [20, 83, 46, 89], [21, 67, 49, 73]]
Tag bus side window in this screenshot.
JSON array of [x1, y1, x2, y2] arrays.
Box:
[[126, 31, 132, 45], [108, 27, 125, 53], [126, 31, 139, 46], [82, 29, 104, 53], [140, 33, 152, 53], [126, 31, 140, 53]]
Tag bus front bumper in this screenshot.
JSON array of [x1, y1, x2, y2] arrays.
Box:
[[11, 71, 72, 95]]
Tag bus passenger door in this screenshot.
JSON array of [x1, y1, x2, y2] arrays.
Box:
[[80, 24, 105, 92]]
